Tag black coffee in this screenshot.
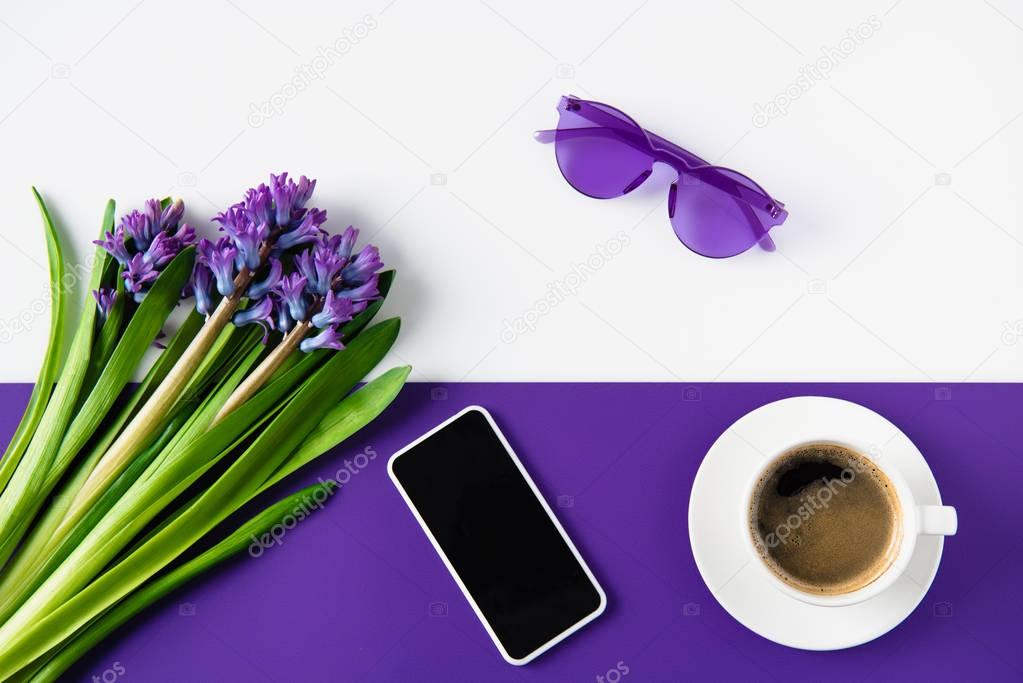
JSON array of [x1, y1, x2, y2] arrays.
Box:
[[748, 443, 901, 595]]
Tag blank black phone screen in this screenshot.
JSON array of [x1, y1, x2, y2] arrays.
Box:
[[391, 408, 602, 661]]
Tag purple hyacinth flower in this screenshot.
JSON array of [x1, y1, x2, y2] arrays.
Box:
[[341, 245, 383, 284], [299, 326, 344, 353], [142, 197, 184, 236], [230, 222, 268, 271], [277, 301, 294, 333], [123, 253, 160, 301], [337, 272, 380, 303], [247, 257, 282, 300], [97, 198, 196, 304], [93, 288, 117, 319], [232, 296, 275, 342], [142, 199, 165, 236], [305, 207, 328, 230], [159, 198, 185, 232], [293, 175, 316, 210], [191, 265, 215, 316], [270, 172, 296, 227], [143, 231, 179, 268], [213, 204, 241, 232], [335, 225, 359, 262], [311, 290, 356, 329], [94, 226, 132, 265], [173, 223, 197, 248], [215, 204, 268, 271], [270, 173, 318, 228], [275, 272, 308, 321], [142, 199, 161, 226], [142, 216, 195, 271], [198, 238, 238, 297], [122, 209, 155, 251], [295, 243, 343, 296], [242, 184, 274, 228], [276, 208, 326, 251]]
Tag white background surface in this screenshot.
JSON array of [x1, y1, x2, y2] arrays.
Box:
[[0, 0, 1021, 382]]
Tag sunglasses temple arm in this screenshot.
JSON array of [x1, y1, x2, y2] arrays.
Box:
[[737, 200, 776, 252], [534, 129, 557, 144]]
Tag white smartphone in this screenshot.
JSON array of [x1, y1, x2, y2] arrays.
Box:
[[388, 405, 606, 665]]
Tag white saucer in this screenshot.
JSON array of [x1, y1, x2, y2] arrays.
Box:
[[688, 396, 946, 651]]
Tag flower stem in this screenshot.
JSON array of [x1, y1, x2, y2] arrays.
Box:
[[212, 321, 311, 424], [51, 271, 252, 547]]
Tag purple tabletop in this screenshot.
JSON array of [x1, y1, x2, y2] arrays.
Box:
[[5, 383, 1016, 682]]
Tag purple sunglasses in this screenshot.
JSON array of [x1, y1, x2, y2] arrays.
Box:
[[535, 96, 788, 258]]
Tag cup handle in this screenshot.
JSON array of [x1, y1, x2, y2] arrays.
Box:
[[918, 505, 957, 536]]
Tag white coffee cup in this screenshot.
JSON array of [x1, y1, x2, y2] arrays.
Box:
[[741, 439, 957, 608]]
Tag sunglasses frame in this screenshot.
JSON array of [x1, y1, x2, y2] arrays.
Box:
[[535, 95, 788, 257]]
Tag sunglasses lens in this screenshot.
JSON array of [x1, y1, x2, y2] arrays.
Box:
[[555, 102, 654, 199], [669, 168, 774, 258]]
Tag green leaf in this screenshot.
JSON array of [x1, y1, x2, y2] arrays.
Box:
[[115, 348, 329, 562], [71, 329, 273, 532], [0, 319, 401, 675], [0, 391, 282, 653], [22, 481, 336, 683], [4, 403, 198, 617], [55, 246, 195, 479], [80, 263, 126, 394], [0, 311, 204, 622], [260, 364, 410, 493], [9, 249, 199, 576], [142, 326, 266, 478], [179, 323, 244, 400], [58, 308, 206, 483], [65, 266, 246, 524], [0, 189, 77, 496], [0, 321, 353, 645], [9, 322, 269, 595], [0, 248, 192, 617], [0, 192, 109, 571], [46, 308, 204, 501], [138, 319, 398, 519]]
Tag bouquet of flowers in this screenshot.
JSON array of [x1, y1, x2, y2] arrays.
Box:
[[0, 173, 408, 680]]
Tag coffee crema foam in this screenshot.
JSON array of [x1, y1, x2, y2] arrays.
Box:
[[748, 442, 902, 596]]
